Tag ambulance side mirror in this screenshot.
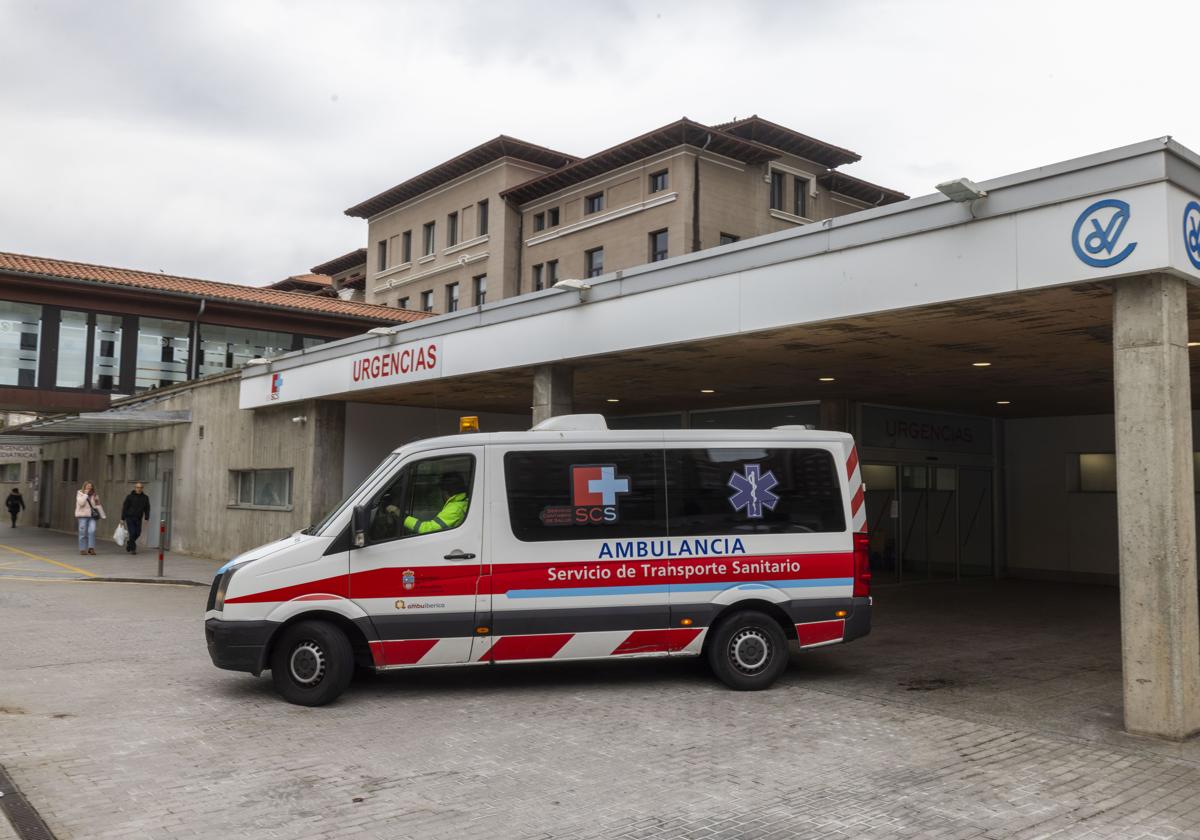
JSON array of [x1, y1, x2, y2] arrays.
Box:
[[352, 505, 370, 548]]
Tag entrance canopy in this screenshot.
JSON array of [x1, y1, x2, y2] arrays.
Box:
[[0, 409, 191, 438], [239, 137, 1200, 419]]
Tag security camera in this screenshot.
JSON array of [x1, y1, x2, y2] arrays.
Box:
[[291, 416, 307, 425]]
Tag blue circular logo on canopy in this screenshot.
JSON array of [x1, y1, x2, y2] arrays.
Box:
[[1183, 201, 1200, 270], [1072, 198, 1137, 267]]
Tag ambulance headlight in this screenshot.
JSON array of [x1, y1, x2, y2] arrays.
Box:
[[211, 560, 251, 611]]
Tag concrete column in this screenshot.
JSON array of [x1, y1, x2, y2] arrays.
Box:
[[1112, 273, 1200, 740], [819, 399, 849, 432], [532, 365, 573, 426]]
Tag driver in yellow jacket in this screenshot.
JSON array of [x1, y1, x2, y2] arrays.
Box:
[[404, 473, 469, 534]]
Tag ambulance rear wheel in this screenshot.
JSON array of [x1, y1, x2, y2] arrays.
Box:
[[707, 610, 788, 691], [270, 620, 354, 706]]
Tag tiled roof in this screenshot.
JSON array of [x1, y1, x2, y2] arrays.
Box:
[[0, 252, 428, 323], [712, 115, 861, 168], [817, 171, 909, 205], [310, 248, 367, 276], [500, 118, 779, 205], [345, 135, 578, 219]]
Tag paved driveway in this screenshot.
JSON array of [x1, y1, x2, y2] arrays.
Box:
[[1, 533, 1199, 839]]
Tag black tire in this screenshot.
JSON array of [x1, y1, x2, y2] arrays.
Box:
[[706, 610, 789, 691], [270, 620, 354, 706]]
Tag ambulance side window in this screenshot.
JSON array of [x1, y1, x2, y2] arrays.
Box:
[[365, 454, 475, 544], [666, 448, 845, 535], [503, 449, 667, 542]]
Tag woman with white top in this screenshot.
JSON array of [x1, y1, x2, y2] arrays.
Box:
[[74, 481, 105, 555]]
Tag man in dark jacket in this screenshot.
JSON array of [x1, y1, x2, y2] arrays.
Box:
[[121, 483, 151, 554], [5, 488, 24, 527]]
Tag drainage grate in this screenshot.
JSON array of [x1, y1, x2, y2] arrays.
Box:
[[0, 764, 56, 840]]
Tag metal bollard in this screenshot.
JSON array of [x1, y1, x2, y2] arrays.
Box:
[[157, 518, 165, 577]]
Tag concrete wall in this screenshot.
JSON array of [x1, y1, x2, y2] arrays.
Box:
[[1004, 412, 1200, 583], [36, 375, 345, 563], [342, 403, 528, 493]]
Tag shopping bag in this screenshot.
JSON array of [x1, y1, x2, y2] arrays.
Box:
[[113, 521, 128, 547]]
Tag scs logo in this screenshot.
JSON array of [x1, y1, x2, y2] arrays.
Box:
[[541, 464, 631, 526], [269, 372, 283, 401]]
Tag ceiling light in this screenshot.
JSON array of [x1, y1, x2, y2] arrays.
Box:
[[818, 377, 835, 382], [700, 389, 715, 394], [1189, 341, 1200, 348], [606, 398, 620, 403], [996, 400, 1011, 405], [936, 177, 988, 203], [972, 362, 991, 367]]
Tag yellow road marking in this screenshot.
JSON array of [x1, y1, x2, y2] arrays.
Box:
[[0, 575, 195, 588], [0, 544, 97, 577]]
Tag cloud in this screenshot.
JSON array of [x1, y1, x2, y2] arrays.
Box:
[[0, 0, 1192, 287]]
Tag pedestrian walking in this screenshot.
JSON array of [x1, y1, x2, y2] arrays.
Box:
[[120, 482, 151, 555], [74, 481, 105, 555], [5, 487, 25, 527]]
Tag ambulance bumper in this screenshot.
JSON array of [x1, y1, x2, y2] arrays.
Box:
[[206, 618, 274, 675], [843, 597, 872, 642]]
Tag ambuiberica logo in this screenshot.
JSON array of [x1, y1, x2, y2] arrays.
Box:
[[539, 464, 631, 526]]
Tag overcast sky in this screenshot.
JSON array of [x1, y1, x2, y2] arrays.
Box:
[[1, 0, 1194, 287]]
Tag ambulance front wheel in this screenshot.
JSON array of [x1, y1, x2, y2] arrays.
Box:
[[270, 620, 354, 706], [707, 610, 789, 691]]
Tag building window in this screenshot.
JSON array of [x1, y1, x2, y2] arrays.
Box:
[[0, 463, 20, 483], [478, 199, 489, 236], [770, 170, 785, 211], [547, 259, 559, 286], [447, 283, 460, 312], [649, 170, 668, 193], [533, 212, 545, 232], [420, 291, 433, 313], [198, 325, 297, 377], [719, 232, 740, 245], [93, 313, 123, 390], [548, 207, 560, 227], [794, 176, 809, 218], [422, 222, 436, 256], [532, 263, 544, 291], [60, 459, 68, 482], [401, 230, 412, 263], [136, 317, 191, 391], [230, 468, 293, 510], [473, 275, 487, 306], [584, 192, 604, 215], [56, 310, 89, 388], [377, 239, 388, 271], [585, 247, 604, 278], [447, 212, 458, 247], [649, 229, 668, 262], [70, 458, 79, 483], [398, 296, 409, 309], [0, 301, 41, 388]]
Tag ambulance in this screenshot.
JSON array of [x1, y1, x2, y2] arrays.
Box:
[[205, 415, 872, 705]]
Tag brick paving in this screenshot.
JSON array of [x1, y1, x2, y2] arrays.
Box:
[[1, 528, 1199, 838]]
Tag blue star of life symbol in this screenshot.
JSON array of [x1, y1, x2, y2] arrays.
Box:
[[727, 464, 780, 519]]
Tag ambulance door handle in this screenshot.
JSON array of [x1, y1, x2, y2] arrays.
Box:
[[444, 550, 476, 561]]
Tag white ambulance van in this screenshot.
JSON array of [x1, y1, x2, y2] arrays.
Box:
[[205, 415, 872, 705]]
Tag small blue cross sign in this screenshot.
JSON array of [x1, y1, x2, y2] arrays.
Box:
[[1072, 198, 1137, 268], [728, 464, 780, 519]]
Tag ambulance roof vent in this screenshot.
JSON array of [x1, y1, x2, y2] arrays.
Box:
[[531, 414, 610, 432], [773, 424, 817, 430]]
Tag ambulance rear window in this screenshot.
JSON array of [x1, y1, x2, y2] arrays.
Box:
[[665, 448, 844, 535]]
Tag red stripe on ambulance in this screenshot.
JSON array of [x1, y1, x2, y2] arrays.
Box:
[[612, 628, 702, 655], [480, 633, 574, 662], [796, 619, 845, 647], [369, 639, 439, 667]]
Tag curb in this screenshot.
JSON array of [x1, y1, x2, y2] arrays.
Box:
[[83, 576, 208, 587]]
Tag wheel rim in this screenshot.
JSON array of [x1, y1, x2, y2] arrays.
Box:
[[289, 640, 326, 687], [729, 628, 771, 674]]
